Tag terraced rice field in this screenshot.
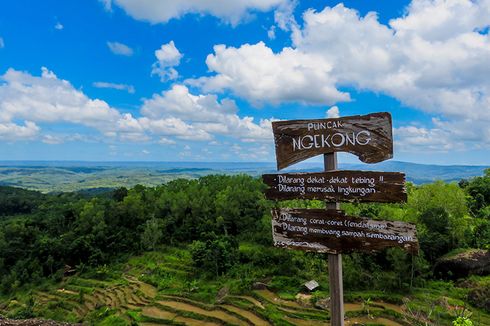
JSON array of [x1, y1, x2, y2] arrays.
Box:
[[32, 275, 411, 325], [31, 256, 411, 325]]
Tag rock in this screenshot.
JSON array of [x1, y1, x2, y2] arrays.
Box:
[[315, 297, 330, 310], [434, 249, 490, 280], [295, 293, 312, 307], [252, 282, 268, 290], [216, 286, 229, 303], [0, 316, 80, 325]]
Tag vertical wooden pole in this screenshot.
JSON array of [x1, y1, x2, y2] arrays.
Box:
[[324, 153, 344, 326]]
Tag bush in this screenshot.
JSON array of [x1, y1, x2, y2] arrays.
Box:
[[190, 235, 239, 278]]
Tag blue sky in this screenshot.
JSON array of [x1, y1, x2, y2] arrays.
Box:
[[0, 0, 489, 165]]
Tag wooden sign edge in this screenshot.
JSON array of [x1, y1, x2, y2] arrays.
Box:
[[271, 208, 419, 255], [262, 170, 407, 203], [272, 112, 393, 170]]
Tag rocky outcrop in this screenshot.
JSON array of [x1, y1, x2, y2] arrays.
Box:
[[434, 249, 490, 280], [0, 316, 79, 326]]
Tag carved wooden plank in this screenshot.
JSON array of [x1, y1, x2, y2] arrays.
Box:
[[273, 112, 393, 170], [263, 170, 406, 203], [272, 208, 418, 254]]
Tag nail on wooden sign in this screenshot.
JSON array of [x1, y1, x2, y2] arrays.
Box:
[[263, 170, 406, 203], [272, 112, 393, 170], [272, 208, 419, 254]]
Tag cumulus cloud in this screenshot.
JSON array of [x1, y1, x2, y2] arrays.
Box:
[[0, 67, 275, 145], [267, 26, 276, 39], [192, 0, 490, 151], [41, 133, 87, 144], [54, 22, 64, 30], [291, 2, 490, 121], [273, 0, 298, 32], [189, 42, 349, 105], [326, 106, 340, 118], [158, 137, 176, 145], [93, 81, 135, 93], [0, 121, 39, 141], [0, 68, 121, 130], [0, 68, 140, 142], [107, 41, 134, 56], [141, 84, 273, 141], [108, 0, 288, 25], [151, 41, 183, 81]]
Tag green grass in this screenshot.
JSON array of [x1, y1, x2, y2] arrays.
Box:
[[2, 245, 490, 326]]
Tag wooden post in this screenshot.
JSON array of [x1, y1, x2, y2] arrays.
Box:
[[324, 153, 344, 326]]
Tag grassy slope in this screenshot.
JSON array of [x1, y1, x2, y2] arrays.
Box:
[[1, 244, 489, 326]]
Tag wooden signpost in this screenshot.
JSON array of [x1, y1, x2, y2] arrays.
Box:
[[273, 112, 393, 170], [264, 112, 418, 326], [271, 208, 419, 255], [263, 170, 407, 203]]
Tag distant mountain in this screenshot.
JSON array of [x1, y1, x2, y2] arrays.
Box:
[[341, 161, 488, 184], [0, 160, 487, 192]]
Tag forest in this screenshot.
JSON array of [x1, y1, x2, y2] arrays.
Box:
[[0, 170, 489, 325]]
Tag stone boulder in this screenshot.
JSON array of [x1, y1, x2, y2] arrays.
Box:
[[434, 249, 490, 280], [0, 316, 79, 325], [315, 297, 330, 310]]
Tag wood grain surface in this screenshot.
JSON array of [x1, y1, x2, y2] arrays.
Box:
[[271, 208, 418, 254], [263, 170, 406, 203], [272, 112, 393, 170]]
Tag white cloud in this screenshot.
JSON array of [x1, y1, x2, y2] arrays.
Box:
[[326, 106, 340, 118], [273, 0, 298, 32], [141, 84, 273, 141], [99, 0, 112, 11], [158, 137, 176, 145], [142, 149, 150, 155], [0, 68, 275, 146], [107, 41, 134, 56], [139, 116, 213, 141], [290, 2, 490, 120], [189, 42, 349, 105], [151, 41, 183, 81], [395, 125, 455, 152], [192, 0, 490, 151], [0, 37, 4, 48], [267, 25, 276, 39], [0, 68, 121, 130], [0, 121, 39, 141], [0, 68, 147, 143], [42, 134, 64, 144], [110, 0, 288, 25], [93, 81, 135, 93], [55, 22, 64, 30]]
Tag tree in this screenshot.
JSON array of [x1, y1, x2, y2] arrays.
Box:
[[141, 218, 164, 250], [190, 235, 239, 278]]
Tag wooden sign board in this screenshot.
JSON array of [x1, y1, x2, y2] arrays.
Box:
[[273, 112, 393, 170], [263, 170, 406, 203], [272, 208, 418, 254]]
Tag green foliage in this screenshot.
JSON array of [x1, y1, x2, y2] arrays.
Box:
[[0, 174, 269, 292], [141, 218, 164, 250], [1, 170, 490, 326], [190, 235, 239, 277], [0, 186, 44, 216], [452, 316, 473, 326], [407, 181, 472, 261], [461, 169, 490, 218]]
